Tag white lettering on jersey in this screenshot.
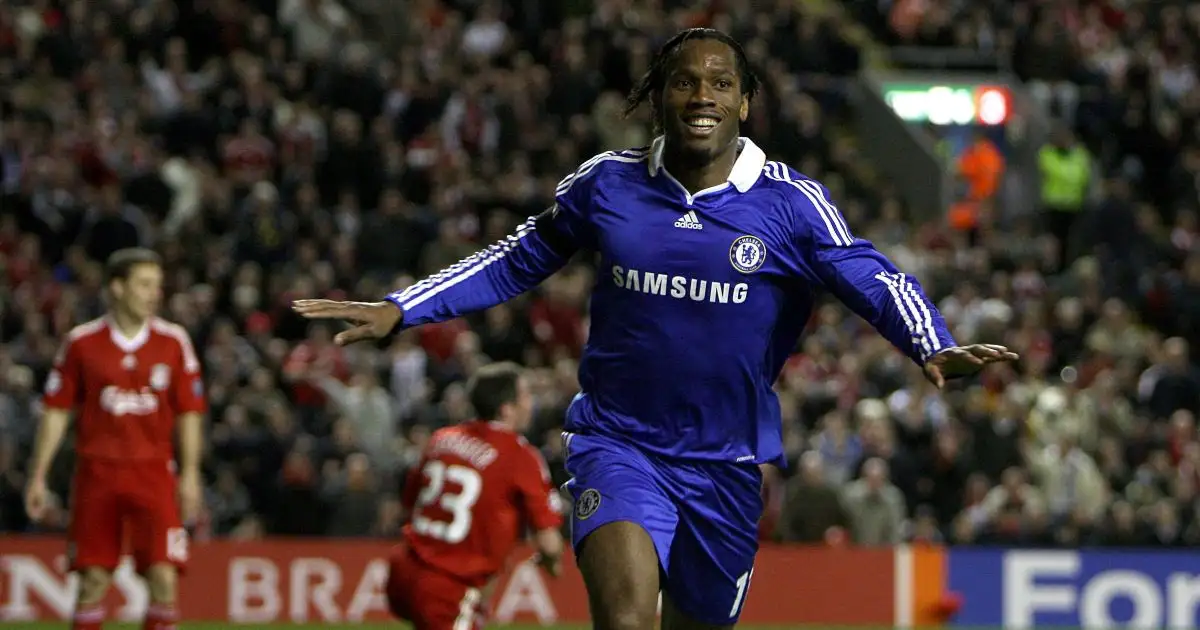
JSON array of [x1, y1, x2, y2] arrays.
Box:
[[611, 265, 749, 304], [99, 386, 160, 416], [427, 433, 500, 470]]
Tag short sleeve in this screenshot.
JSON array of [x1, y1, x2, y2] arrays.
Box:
[[169, 330, 207, 415], [513, 445, 563, 532], [42, 338, 82, 411]]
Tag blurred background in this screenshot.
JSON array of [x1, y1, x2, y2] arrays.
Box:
[[2, 0, 1199, 553]]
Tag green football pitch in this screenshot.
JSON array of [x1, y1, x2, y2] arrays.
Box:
[[0, 624, 897, 629], [0, 624, 1067, 629], [0, 619, 873, 624], [0, 625, 1065, 629], [0, 619, 600, 624], [0, 624, 882, 629], [0, 619, 888, 624]]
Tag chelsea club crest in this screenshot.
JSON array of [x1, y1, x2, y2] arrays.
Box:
[[729, 235, 767, 274], [575, 488, 602, 520]]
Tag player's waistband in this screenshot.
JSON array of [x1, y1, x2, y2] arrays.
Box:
[[561, 429, 782, 467], [562, 393, 784, 466], [75, 456, 176, 469], [398, 537, 491, 590]]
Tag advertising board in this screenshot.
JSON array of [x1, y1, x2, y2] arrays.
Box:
[[0, 538, 896, 625], [944, 549, 1200, 629]]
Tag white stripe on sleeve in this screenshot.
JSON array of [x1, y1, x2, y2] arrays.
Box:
[[899, 273, 941, 353], [397, 218, 538, 311], [875, 271, 937, 360], [762, 162, 850, 247], [793, 178, 854, 245], [556, 151, 648, 196]]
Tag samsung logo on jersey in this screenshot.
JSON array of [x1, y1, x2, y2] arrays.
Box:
[[612, 266, 749, 304]]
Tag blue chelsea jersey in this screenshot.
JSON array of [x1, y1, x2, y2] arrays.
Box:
[[388, 137, 957, 466]]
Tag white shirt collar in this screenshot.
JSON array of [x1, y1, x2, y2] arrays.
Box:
[[647, 135, 765, 193], [106, 316, 150, 353]]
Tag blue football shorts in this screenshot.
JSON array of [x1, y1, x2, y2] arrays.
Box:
[[562, 431, 763, 625]]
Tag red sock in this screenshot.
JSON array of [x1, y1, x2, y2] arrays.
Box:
[[143, 604, 178, 630], [72, 604, 105, 630]]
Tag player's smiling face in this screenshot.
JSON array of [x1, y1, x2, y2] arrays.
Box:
[[660, 38, 749, 160]]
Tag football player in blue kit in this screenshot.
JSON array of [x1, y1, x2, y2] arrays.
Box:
[[292, 28, 1017, 630]]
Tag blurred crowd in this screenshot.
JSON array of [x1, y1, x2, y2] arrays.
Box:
[[2, 0, 1199, 552], [803, 0, 1200, 547]]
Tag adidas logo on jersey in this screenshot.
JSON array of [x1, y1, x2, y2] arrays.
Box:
[[674, 211, 703, 230]]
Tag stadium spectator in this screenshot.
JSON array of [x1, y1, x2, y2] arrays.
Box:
[[1038, 125, 1093, 269], [4, 0, 1200, 552], [843, 457, 907, 545], [778, 451, 851, 544]]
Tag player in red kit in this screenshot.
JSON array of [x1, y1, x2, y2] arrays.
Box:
[[25, 248, 206, 630], [386, 361, 565, 630]]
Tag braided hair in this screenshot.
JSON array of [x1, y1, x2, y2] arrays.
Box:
[[624, 28, 761, 135]]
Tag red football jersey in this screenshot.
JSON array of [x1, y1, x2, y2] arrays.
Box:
[[42, 317, 207, 463], [401, 421, 563, 588]]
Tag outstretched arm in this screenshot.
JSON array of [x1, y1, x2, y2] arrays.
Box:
[[810, 236, 956, 366], [294, 152, 620, 345], [387, 208, 579, 329], [292, 206, 585, 344], [808, 236, 1016, 384], [783, 174, 1016, 384], [782, 177, 954, 363]]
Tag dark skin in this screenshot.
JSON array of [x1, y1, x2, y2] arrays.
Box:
[[292, 34, 1018, 630], [576, 38, 755, 630], [577, 522, 663, 630], [658, 38, 750, 195]]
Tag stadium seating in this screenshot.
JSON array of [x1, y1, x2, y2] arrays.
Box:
[[2, 0, 1199, 551]]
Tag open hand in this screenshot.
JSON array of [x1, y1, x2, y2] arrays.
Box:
[[923, 344, 1019, 389], [291, 300, 403, 346]]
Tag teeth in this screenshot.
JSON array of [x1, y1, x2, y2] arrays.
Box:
[[687, 117, 719, 127]]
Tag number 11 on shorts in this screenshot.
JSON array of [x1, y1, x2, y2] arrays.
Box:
[[730, 569, 754, 617]]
